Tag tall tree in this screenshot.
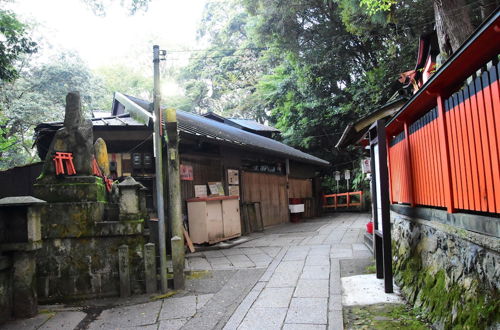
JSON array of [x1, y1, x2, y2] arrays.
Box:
[[0, 8, 37, 82], [360, 0, 495, 56], [180, 0, 269, 120], [179, 0, 436, 192]]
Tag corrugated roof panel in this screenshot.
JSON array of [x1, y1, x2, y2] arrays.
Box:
[[176, 110, 328, 166], [35, 98, 329, 166], [228, 118, 280, 132]]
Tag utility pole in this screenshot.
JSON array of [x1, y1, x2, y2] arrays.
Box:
[[153, 45, 168, 293], [165, 108, 185, 289]]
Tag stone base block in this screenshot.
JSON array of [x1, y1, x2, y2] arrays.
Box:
[[39, 202, 106, 238], [34, 176, 106, 203]]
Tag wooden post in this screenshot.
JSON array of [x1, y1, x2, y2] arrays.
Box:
[[369, 120, 393, 293], [165, 108, 185, 289], [436, 95, 455, 213]]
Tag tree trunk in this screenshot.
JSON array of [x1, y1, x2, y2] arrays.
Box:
[[479, 0, 498, 21], [433, 0, 475, 57]]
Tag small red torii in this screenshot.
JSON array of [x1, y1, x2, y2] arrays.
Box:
[[53, 152, 76, 176], [92, 157, 113, 192]]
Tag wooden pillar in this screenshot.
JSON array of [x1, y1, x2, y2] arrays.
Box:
[[436, 95, 455, 213], [403, 122, 416, 207], [165, 108, 185, 289]]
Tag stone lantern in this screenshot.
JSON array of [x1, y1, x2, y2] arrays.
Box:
[[0, 196, 45, 321], [117, 177, 145, 220]]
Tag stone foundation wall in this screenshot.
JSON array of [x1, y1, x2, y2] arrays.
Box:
[[35, 199, 146, 302], [36, 235, 145, 302], [391, 209, 499, 329]]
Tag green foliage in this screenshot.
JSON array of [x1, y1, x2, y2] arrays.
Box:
[[95, 64, 152, 110], [0, 51, 106, 170], [359, 0, 396, 15], [0, 8, 37, 82], [80, 0, 150, 16], [179, 0, 434, 185], [179, 0, 269, 119]]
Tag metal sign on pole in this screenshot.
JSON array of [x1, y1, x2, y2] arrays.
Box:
[[344, 169, 351, 191], [153, 45, 168, 293], [334, 171, 340, 193]]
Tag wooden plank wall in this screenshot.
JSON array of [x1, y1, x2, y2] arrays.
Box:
[[288, 178, 313, 198], [241, 171, 288, 227], [289, 178, 316, 218], [0, 162, 43, 198]]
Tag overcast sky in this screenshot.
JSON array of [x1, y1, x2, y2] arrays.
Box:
[[8, 0, 207, 69]]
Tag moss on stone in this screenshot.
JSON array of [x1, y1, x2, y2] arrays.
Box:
[[186, 270, 211, 280], [394, 253, 499, 329], [151, 291, 178, 301], [344, 303, 429, 329], [365, 263, 376, 274]]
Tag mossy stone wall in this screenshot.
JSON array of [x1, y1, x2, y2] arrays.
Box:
[[391, 211, 499, 329], [36, 235, 145, 302], [35, 200, 146, 302]]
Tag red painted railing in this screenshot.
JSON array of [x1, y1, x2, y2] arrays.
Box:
[[323, 191, 363, 209], [388, 60, 500, 214]]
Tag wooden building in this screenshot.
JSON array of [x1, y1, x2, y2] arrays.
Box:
[[34, 93, 329, 235]]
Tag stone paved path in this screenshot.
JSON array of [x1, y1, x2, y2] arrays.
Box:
[[1, 212, 372, 330]]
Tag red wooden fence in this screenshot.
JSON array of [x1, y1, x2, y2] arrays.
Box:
[[388, 59, 500, 214], [323, 191, 363, 209]]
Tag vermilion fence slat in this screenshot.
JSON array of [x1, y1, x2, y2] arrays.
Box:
[[474, 76, 495, 212], [463, 86, 481, 211], [448, 98, 461, 209], [491, 65, 500, 212], [483, 68, 500, 213], [453, 94, 468, 210], [468, 80, 488, 212], [431, 116, 444, 207], [476, 74, 497, 213], [432, 114, 443, 206], [457, 90, 473, 210]]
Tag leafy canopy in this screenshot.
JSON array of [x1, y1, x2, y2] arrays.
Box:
[[0, 8, 37, 82]]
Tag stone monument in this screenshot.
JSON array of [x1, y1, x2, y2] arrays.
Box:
[[31, 92, 150, 303], [34, 92, 105, 203]]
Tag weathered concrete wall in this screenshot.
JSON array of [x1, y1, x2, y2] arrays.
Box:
[[391, 209, 499, 329]]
